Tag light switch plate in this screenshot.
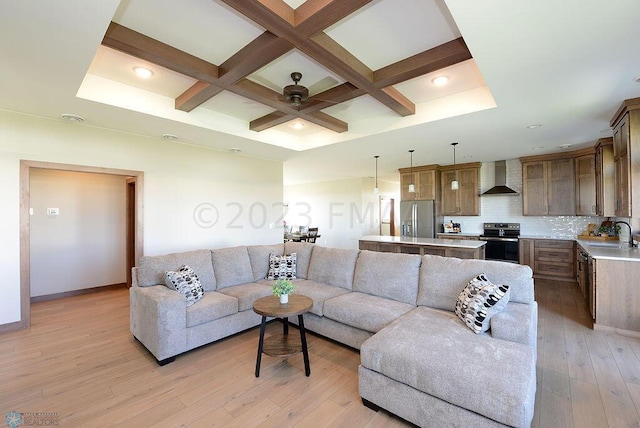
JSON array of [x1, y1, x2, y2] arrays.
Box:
[[47, 208, 60, 216]]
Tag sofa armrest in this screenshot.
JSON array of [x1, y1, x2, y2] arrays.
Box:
[[130, 284, 187, 361], [490, 301, 538, 349]]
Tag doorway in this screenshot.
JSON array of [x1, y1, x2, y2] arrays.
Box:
[[380, 197, 395, 236], [18, 161, 144, 330]]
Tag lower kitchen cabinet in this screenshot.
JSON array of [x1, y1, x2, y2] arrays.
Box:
[[519, 238, 575, 282], [593, 258, 640, 334]]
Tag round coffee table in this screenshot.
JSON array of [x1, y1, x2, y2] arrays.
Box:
[[252, 294, 313, 377]]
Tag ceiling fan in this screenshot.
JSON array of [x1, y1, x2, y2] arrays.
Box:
[[282, 72, 309, 107]]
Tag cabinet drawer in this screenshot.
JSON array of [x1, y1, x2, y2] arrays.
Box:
[[535, 239, 574, 249], [535, 261, 574, 278], [534, 248, 572, 263]]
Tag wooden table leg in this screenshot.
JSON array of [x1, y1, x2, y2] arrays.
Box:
[[298, 314, 310, 376], [283, 317, 289, 335], [255, 315, 267, 377]]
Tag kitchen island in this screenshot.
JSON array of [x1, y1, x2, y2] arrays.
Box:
[[359, 235, 486, 259], [576, 238, 640, 337]]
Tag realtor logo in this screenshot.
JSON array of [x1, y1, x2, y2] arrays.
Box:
[[5, 412, 23, 428]]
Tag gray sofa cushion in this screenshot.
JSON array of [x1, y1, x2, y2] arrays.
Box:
[[418, 255, 534, 311], [360, 306, 536, 427], [353, 250, 421, 305], [137, 249, 216, 291], [217, 283, 273, 312], [247, 244, 284, 281], [186, 292, 238, 328], [284, 241, 314, 279], [323, 292, 415, 333], [211, 246, 254, 289], [307, 246, 359, 290], [288, 279, 350, 316]]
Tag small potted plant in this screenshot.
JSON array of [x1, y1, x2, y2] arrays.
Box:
[[272, 279, 295, 304]]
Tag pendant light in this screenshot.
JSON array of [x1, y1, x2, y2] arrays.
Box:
[[408, 150, 415, 193], [451, 142, 459, 190], [374, 155, 380, 193]]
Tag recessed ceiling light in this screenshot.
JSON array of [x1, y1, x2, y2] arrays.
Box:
[[526, 124, 542, 129], [431, 75, 449, 86], [162, 133, 178, 141], [60, 113, 84, 122], [531, 146, 545, 150], [634, 75, 640, 83], [291, 121, 304, 130], [558, 144, 572, 149], [133, 66, 154, 78], [229, 148, 242, 153]]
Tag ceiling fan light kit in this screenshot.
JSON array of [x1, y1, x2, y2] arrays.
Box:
[[283, 72, 309, 107]]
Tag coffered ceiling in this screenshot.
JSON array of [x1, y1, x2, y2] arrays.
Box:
[[2, 0, 640, 185], [81, 0, 492, 151]]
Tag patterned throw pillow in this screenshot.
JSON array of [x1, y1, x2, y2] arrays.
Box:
[[164, 265, 205, 306], [266, 253, 297, 280], [455, 273, 510, 334]]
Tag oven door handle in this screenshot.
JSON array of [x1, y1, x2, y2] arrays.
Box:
[[479, 237, 519, 242]]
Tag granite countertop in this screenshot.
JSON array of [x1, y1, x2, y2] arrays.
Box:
[[576, 238, 640, 262], [359, 235, 486, 249]]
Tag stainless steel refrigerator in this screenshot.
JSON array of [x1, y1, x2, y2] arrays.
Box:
[[400, 200, 435, 238]]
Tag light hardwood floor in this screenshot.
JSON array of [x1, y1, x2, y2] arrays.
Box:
[[1, 278, 640, 427]]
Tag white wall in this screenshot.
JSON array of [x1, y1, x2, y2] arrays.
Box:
[[284, 177, 399, 249], [30, 170, 127, 297], [0, 110, 283, 326]]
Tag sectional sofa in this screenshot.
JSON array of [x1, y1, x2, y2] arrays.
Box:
[[130, 241, 537, 427]]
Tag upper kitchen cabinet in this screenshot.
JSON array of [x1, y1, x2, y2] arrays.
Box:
[[574, 148, 597, 216], [521, 155, 575, 215], [611, 97, 640, 217], [398, 165, 438, 201], [440, 162, 481, 216], [595, 137, 615, 217]]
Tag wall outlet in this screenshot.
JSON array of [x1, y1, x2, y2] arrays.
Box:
[[47, 208, 60, 216]]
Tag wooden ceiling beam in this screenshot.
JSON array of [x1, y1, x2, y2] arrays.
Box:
[[102, 22, 219, 84], [250, 111, 293, 131], [176, 31, 294, 112], [304, 111, 348, 132], [373, 38, 472, 88], [295, 0, 374, 35], [222, 0, 416, 117]]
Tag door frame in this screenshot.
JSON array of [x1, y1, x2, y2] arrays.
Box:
[[15, 160, 144, 331]]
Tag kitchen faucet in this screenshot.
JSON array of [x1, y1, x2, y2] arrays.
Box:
[[614, 221, 637, 248]]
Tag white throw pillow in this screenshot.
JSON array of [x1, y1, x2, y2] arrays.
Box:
[[164, 265, 205, 306], [266, 253, 297, 280], [455, 273, 510, 334]]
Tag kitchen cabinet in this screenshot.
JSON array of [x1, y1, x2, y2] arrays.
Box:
[[595, 138, 615, 216], [575, 153, 596, 215], [399, 166, 438, 201], [610, 97, 640, 217], [593, 258, 640, 333], [440, 163, 481, 216], [358, 236, 485, 259], [519, 238, 575, 282], [521, 157, 575, 215]]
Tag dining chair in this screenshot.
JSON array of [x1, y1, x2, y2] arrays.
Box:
[[307, 227, 318, 243]]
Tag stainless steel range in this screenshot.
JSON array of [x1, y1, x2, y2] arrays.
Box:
[[479, 223, 520, 263]]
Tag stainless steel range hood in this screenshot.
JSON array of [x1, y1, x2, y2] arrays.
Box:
[[481, 160, 518, 195]]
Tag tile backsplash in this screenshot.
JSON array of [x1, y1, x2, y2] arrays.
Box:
[[443, 159, 605, 238]]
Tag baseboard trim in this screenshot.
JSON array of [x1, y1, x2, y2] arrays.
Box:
[[30, 283, 127, 303], [0, 319, 29, 334]]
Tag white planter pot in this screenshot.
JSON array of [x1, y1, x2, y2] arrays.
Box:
[[280, 294, 289, 304]]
